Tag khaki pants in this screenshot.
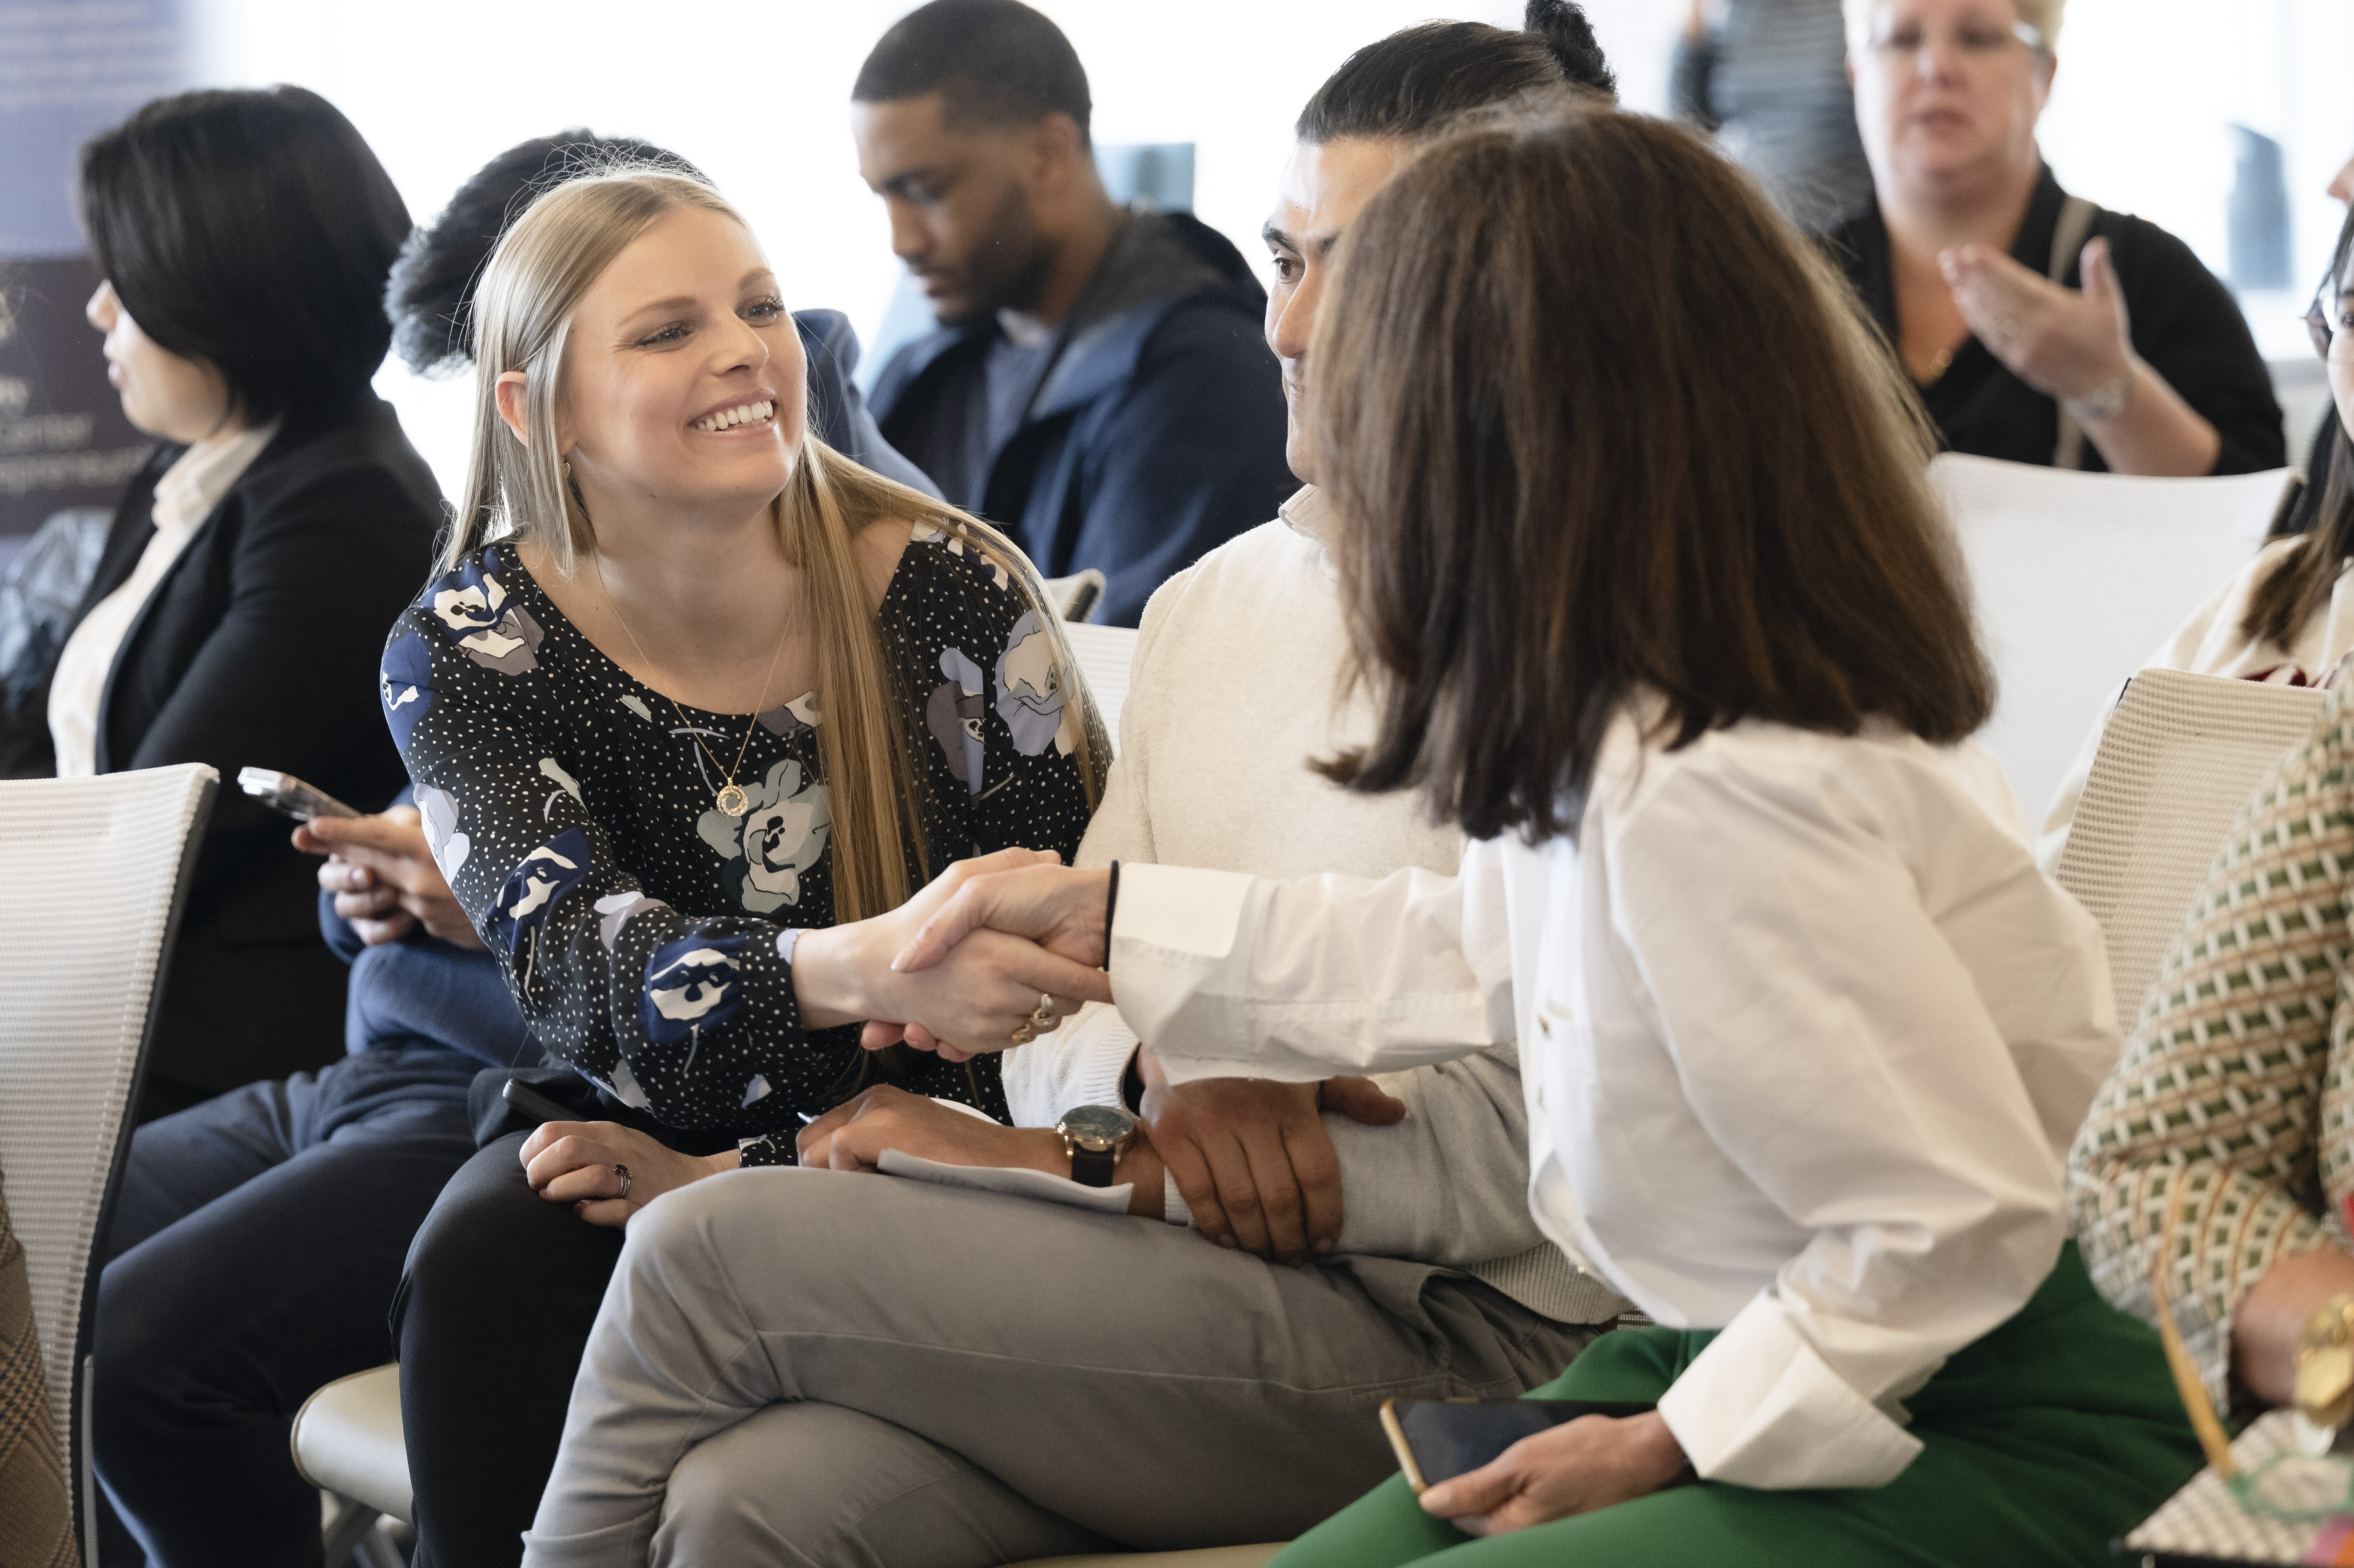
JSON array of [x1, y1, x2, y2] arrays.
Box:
[[521, 1166, 1594, 1568]]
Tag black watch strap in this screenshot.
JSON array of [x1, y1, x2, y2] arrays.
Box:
[[1069, 1142, 1117, 1187]]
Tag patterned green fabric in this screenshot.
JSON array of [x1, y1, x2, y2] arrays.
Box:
[[2068, 683, 2354, 1410]]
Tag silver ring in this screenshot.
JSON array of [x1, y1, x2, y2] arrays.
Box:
[[1989, 315, 2020, 349], [613, 1163, 633, 1200]]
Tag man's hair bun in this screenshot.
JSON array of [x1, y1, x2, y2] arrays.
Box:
[[1524, 0, 1617, 99]]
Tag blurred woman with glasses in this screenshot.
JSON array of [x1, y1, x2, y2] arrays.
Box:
[[1825, 0, 2282, 475]]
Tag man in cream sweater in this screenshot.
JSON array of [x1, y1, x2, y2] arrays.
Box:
[[521, 33, 1627, 1566]]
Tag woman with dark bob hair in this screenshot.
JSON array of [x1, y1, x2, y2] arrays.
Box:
[[63, 84, 440, 1565], [58, 85, 439, 1116], [740, 104, 2209, 1565]]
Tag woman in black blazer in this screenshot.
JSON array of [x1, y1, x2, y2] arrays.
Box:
[[50, 87, 440, 1119]]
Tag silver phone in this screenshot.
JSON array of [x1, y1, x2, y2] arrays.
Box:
[[237, 767, 361, 822]]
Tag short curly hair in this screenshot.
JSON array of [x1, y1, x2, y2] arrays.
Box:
[[1842, 0, 2064, 52], [383, 131, 701, 377]]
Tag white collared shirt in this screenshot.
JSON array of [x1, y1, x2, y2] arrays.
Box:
[[1110, 706, 2118, 1491], [48, 421, 278, 777]]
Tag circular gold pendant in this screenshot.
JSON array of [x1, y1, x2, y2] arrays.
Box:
[[715, 782, 750, 817]]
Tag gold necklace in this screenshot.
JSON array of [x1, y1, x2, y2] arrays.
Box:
[[592, 556, 791, 818]]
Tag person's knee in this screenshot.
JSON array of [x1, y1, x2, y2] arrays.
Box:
[[91, 1246, 190, 1462], [400, 1134, 541, 1307], [651, 1402, 978, 1568]]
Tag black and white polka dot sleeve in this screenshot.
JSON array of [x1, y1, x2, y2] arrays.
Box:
[[379, 534, 1094, 1156]]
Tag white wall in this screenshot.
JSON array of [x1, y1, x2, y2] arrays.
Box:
[[181, 0, 2351, 497]]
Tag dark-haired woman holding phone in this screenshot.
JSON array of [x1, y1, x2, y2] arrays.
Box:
[[535, 106, 2205, 1565], [61, 86, 442, 1566], [54, 86, 441, 1118]]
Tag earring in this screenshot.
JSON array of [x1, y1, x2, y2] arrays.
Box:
[[561, 460, 572, 479]]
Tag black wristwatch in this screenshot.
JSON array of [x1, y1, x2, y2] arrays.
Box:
[[1056, 1104, 1138, 1187]]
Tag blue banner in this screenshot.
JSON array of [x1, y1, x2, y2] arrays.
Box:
[[0, 0, 191, 537]]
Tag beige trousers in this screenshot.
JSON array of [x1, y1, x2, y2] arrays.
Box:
[[521, 1166, 1593, 1568]]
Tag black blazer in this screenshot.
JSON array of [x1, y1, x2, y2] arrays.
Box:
[[58, 393, 442, 950]]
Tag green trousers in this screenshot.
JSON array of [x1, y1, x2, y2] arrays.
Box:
[[1272, 1244, 2200, 1568]]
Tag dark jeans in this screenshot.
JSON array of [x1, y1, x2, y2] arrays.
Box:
[[397, 1070, 740, 1568], [95, 1048, 479, 1568], [140, 929, 351, 1122]]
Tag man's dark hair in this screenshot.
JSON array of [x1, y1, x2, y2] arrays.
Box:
[[78, 86, 410, 427], [1297, 0, 1615, 145], [852, 0, 1093, 146], [386, 131, 704, 376]]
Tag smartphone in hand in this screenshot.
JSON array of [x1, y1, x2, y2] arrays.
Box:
[[501, 1077, 581, 1127], [238, 767, 360, 822], [1379, 1397, 1655, 1493]]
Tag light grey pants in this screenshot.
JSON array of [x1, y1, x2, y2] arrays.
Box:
[[520, 1166, 1593, 1568]]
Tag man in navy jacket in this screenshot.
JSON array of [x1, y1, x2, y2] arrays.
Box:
[[853, 0, 1295, 627]]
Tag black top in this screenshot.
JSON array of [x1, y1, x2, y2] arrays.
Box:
[[1825, 166, 2286, 475], [32, 395, 441, 945], [2274, 408, 2343, 539], [386, 524, 1097, 1164]]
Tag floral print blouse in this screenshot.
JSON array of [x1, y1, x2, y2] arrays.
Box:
[[382, 521, 1098, 1166]]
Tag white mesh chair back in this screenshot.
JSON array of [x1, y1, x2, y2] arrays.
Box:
[[2052, 669, 2322, 1028], [1931, 453, 2291, 823], [1060, 622, 1137, 758], [0, 764, 216, 1538]]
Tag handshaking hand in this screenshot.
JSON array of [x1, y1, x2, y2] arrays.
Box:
[[792, 851, 1111, 1061], [878, 861, 1114, 1059]]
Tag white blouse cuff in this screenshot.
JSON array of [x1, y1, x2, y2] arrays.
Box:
[[1655, 1292, 1925, 1490]]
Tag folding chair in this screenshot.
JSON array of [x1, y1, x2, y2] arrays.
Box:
[[1933, 453, 2292, 824], [2050, 666, 2327, 1027], [0, 764, 218, 1567]]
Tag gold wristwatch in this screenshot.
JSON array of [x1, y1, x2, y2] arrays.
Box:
[[2293, 1294, 2354, 1456]]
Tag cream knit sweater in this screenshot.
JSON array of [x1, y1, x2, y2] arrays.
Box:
[[1002, 488, 1627, 1326]]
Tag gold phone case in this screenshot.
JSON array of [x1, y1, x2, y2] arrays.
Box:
[[1378, 1397, 1428, 1493]]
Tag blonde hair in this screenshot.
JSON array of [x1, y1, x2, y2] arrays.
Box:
[[446, 167, 1104, 923], [1841, 0, 2064, 51]]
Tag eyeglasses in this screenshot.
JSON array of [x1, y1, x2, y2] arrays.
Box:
[[1869, 18, 2047, 56], [2311, 291, 2346, 360]]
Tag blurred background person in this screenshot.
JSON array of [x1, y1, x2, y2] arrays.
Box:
[[852, 0, 1295, 627], [1673, 0, 1871, 232], [2276, 144, 2354, 539], [1827, 0, 2282, 475], [386, 129, 941, 503], [49, 86, 438, 1120]]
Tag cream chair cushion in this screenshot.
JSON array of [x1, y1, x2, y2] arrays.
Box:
[[290, 1362, 409, 1523]]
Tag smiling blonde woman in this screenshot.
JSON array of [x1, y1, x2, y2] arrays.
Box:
[[382, 166, 1105, 1563]]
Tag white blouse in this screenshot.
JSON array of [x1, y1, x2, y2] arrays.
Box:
[[1108, 707, 2119, 1491], [48, 421, 277, 777]]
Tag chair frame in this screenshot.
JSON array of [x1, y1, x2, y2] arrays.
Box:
[[66, 771, 216, 1567]]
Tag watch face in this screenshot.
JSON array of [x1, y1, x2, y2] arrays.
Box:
[[1060, 1104, 1137, 1151]]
